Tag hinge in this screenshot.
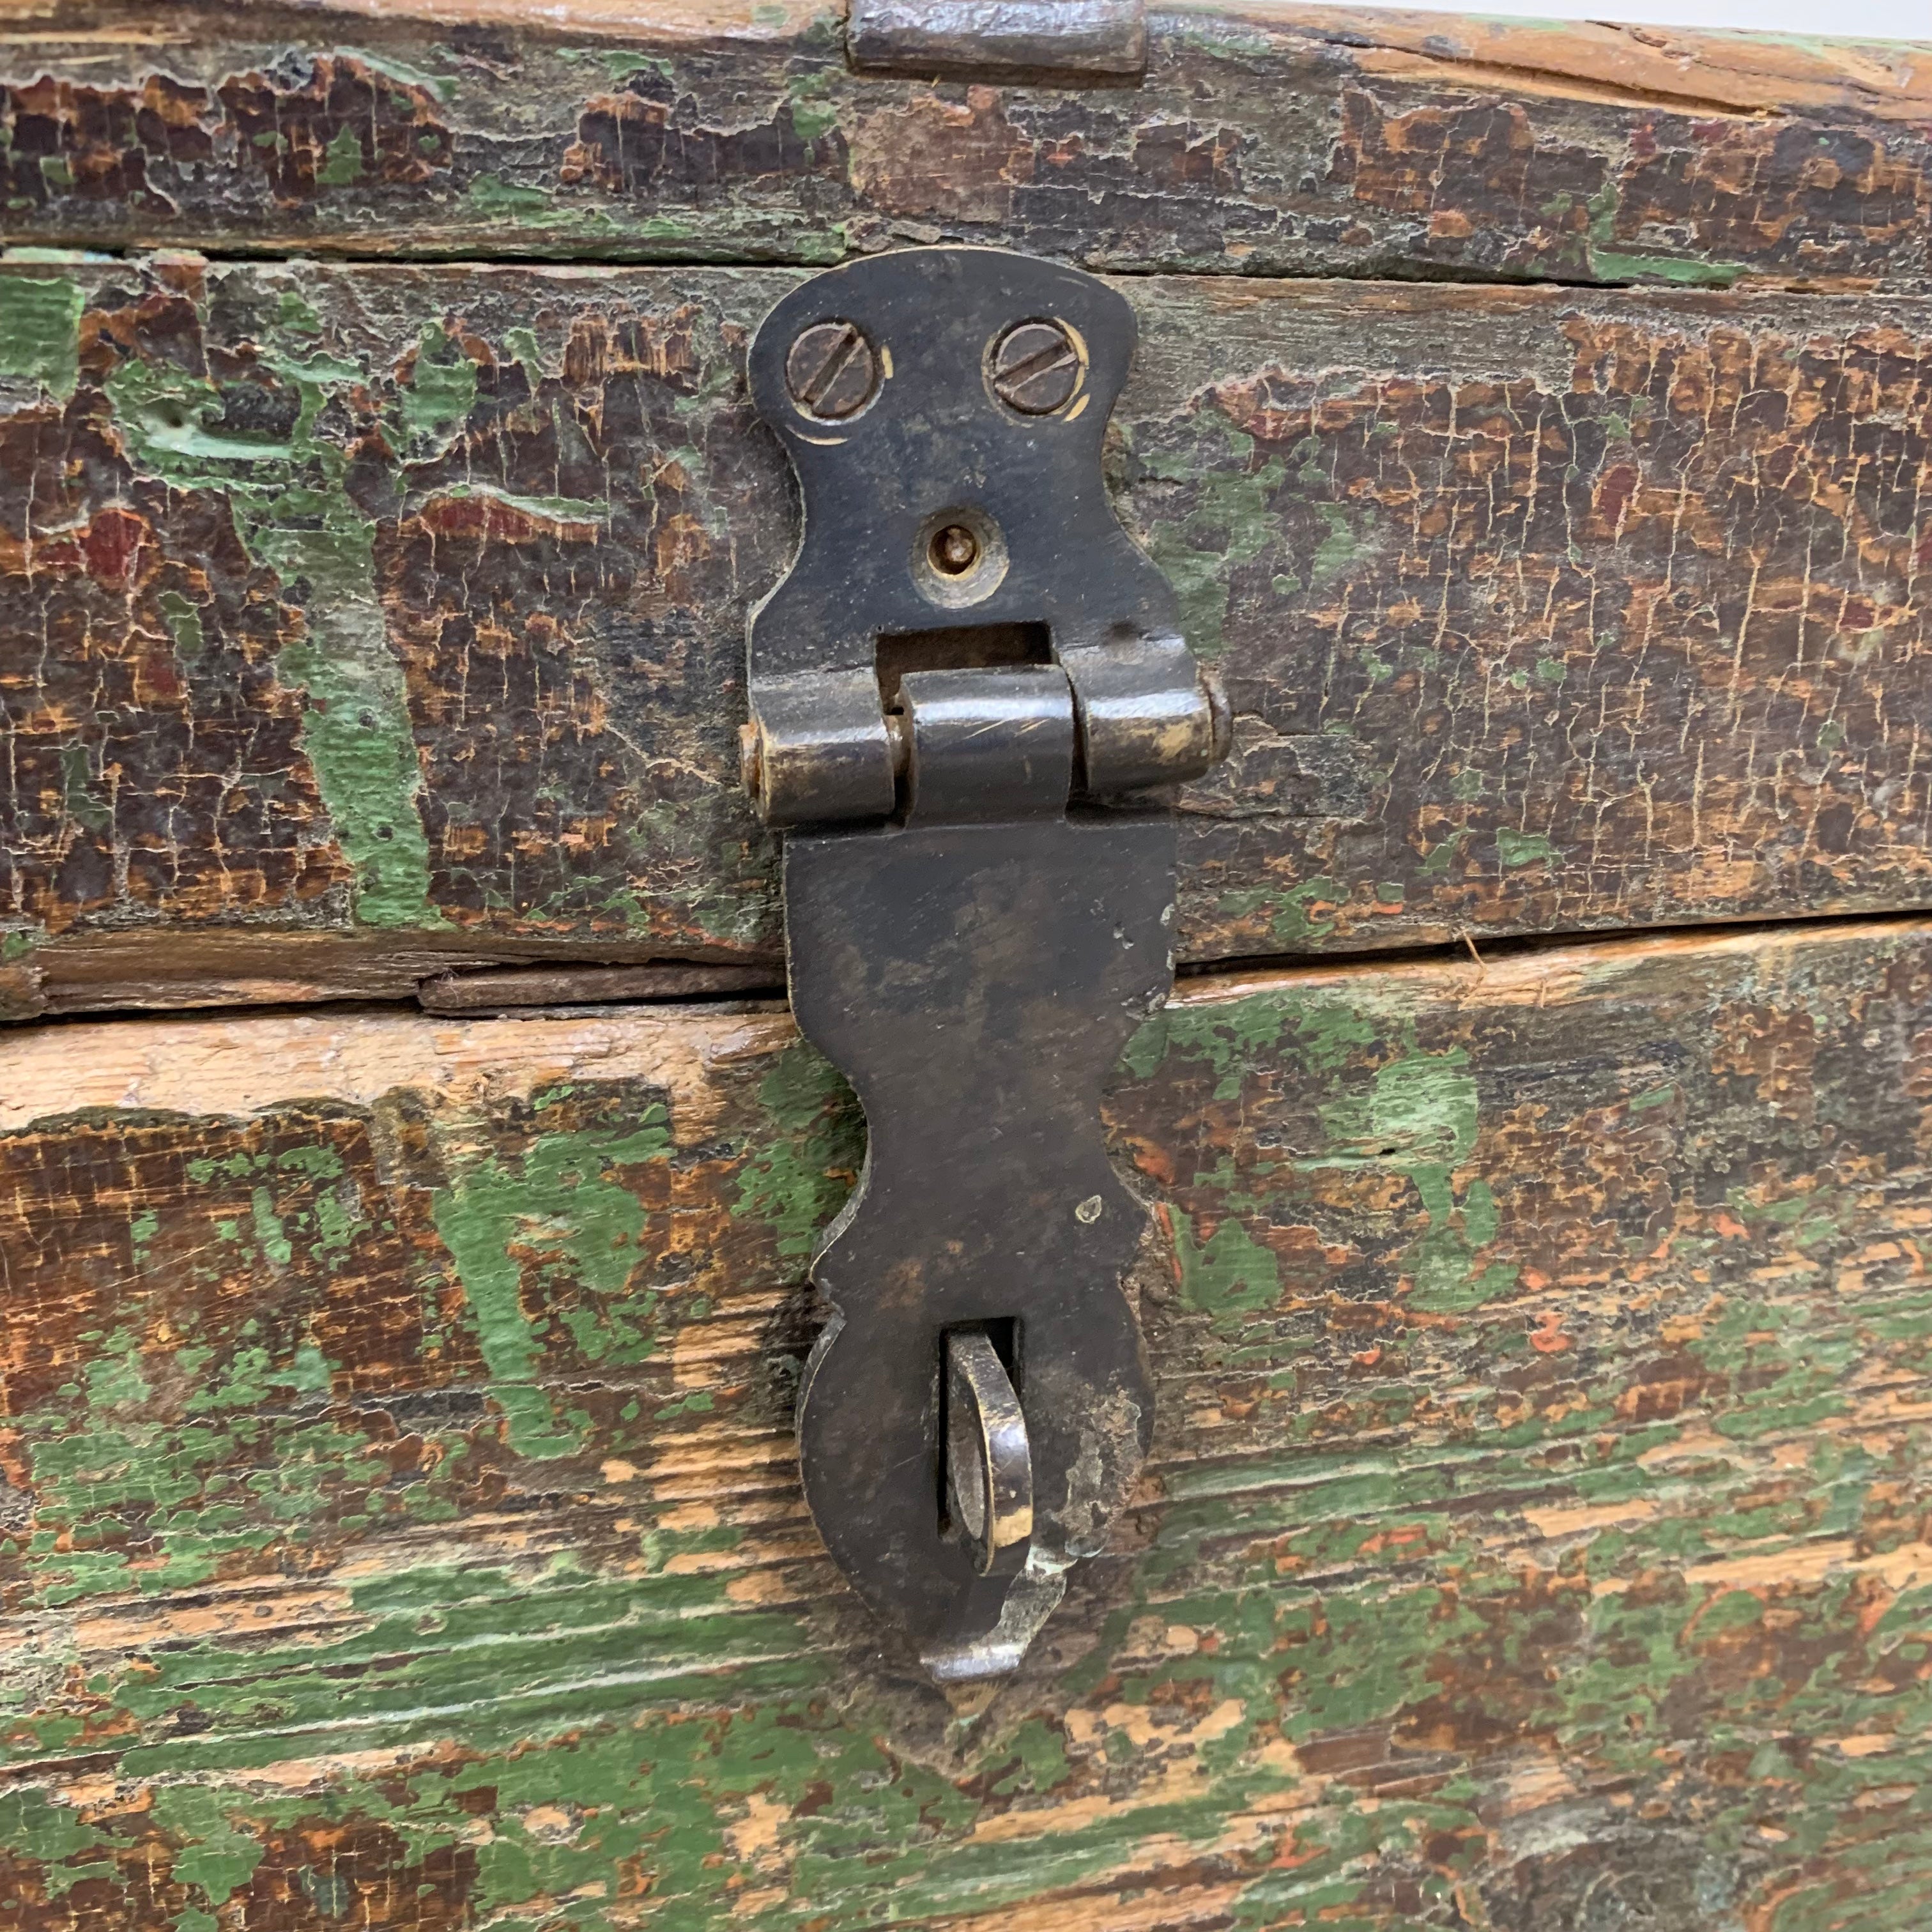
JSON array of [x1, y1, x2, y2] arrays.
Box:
[[744, 246, 1225, 1680], [846, 0, 1147, 84]]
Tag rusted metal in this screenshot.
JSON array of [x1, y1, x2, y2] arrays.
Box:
[[744, 246, 1220, 829], [748, 245, 1223, 1675], [784, 779, 1173, 1678], [846, 0, 1147, 82]]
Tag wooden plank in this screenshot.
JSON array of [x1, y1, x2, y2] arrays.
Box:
[[0, 0, 1927, 286], [0, 916, 1929, 1925], [8, 256, 1932, 1013]]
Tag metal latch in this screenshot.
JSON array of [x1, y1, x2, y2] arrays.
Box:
[[846, 0, 1147, 83], [744, 247, 1227, 1680]]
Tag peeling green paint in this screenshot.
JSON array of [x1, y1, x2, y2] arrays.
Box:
[[148, 1788, 264, 1913], [6, 927, 1932, 1925], [1309, 501, 1362, 585], [397, 326, 479, 449], [102, 303, 457, 928], [316, 124, 365, 187], [1138, 989, 1517, 1323], [1269, 875, 1346, 945], [57, 741, 110, 833], [785, 68, 841, 143], [157, 587, 207, 662], [733, 1042, 862, 1261], [1418, 827, 1469, 877], [428, 480, 610, 523], [335, 45, 460, 103], [1591, 247, 1747, 288], [249, 1185, 294, 1268], [0, 272, 81, 399], [1335, 1041, 1511, 1314], [1172, 1207, 1280, 1315], [1129, 412, 1285, 659], [433, 1101, 675, 1457], [275, 289, 323, 336], [464, 174, 569, 222], [278, 614, 441, 930], [1312, 1043, 1478, 1174], [1496, 827, 1558, 868], [560, 45, 677, 83]]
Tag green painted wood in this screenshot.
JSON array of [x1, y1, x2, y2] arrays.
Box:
[[0, 917, 1928, 1926], [7, 257, 1932, 1017], [1, 0, 1929, 285], [4, 11, 1931, 1918]]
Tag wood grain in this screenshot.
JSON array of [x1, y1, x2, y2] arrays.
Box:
[[7, 257, 1932, 1013], [4, 5, 1929, 1920], [0, 916, 1928, 1926], [0, 0, 1926, 285]]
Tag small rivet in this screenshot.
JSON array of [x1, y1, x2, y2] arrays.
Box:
[[930, 524, 980, 576], [1075, 1194, 1104, 1224], [786, 320, 878, 420], [991, 320, 1080, 416]]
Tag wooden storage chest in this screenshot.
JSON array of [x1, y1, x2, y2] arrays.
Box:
[[2, 2, 1931, 1925]]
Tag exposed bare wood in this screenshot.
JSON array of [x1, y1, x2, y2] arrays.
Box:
[[1234, 2, 1932, 121], [0, 0, 1926, 281], [417, 960, 782, 1009], [1, 917, 1928, 1926]]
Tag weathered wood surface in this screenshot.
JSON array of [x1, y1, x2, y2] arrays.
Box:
[[0, 0, 1928, 287], [8, 256, 1932, 1015], [0, 917, 1928, 1926]]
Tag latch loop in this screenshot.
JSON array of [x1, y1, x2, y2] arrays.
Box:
[[945, 1331, 1034, 1577]]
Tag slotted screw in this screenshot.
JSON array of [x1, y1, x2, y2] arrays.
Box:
[[991, 320, 1080, 416], [786, 321, 878, 420]]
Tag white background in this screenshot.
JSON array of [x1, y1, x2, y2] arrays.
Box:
[[1350, 0, 1926, 37]]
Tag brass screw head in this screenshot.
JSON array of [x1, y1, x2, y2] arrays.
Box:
[[785, 320, 878, 420], [990, 320, 1080, 416]]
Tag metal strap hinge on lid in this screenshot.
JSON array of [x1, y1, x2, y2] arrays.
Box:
[[742, 245, 1228, 1680]]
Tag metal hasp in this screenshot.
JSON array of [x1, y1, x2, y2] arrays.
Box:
[[744, 247, 1227, 1680]]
